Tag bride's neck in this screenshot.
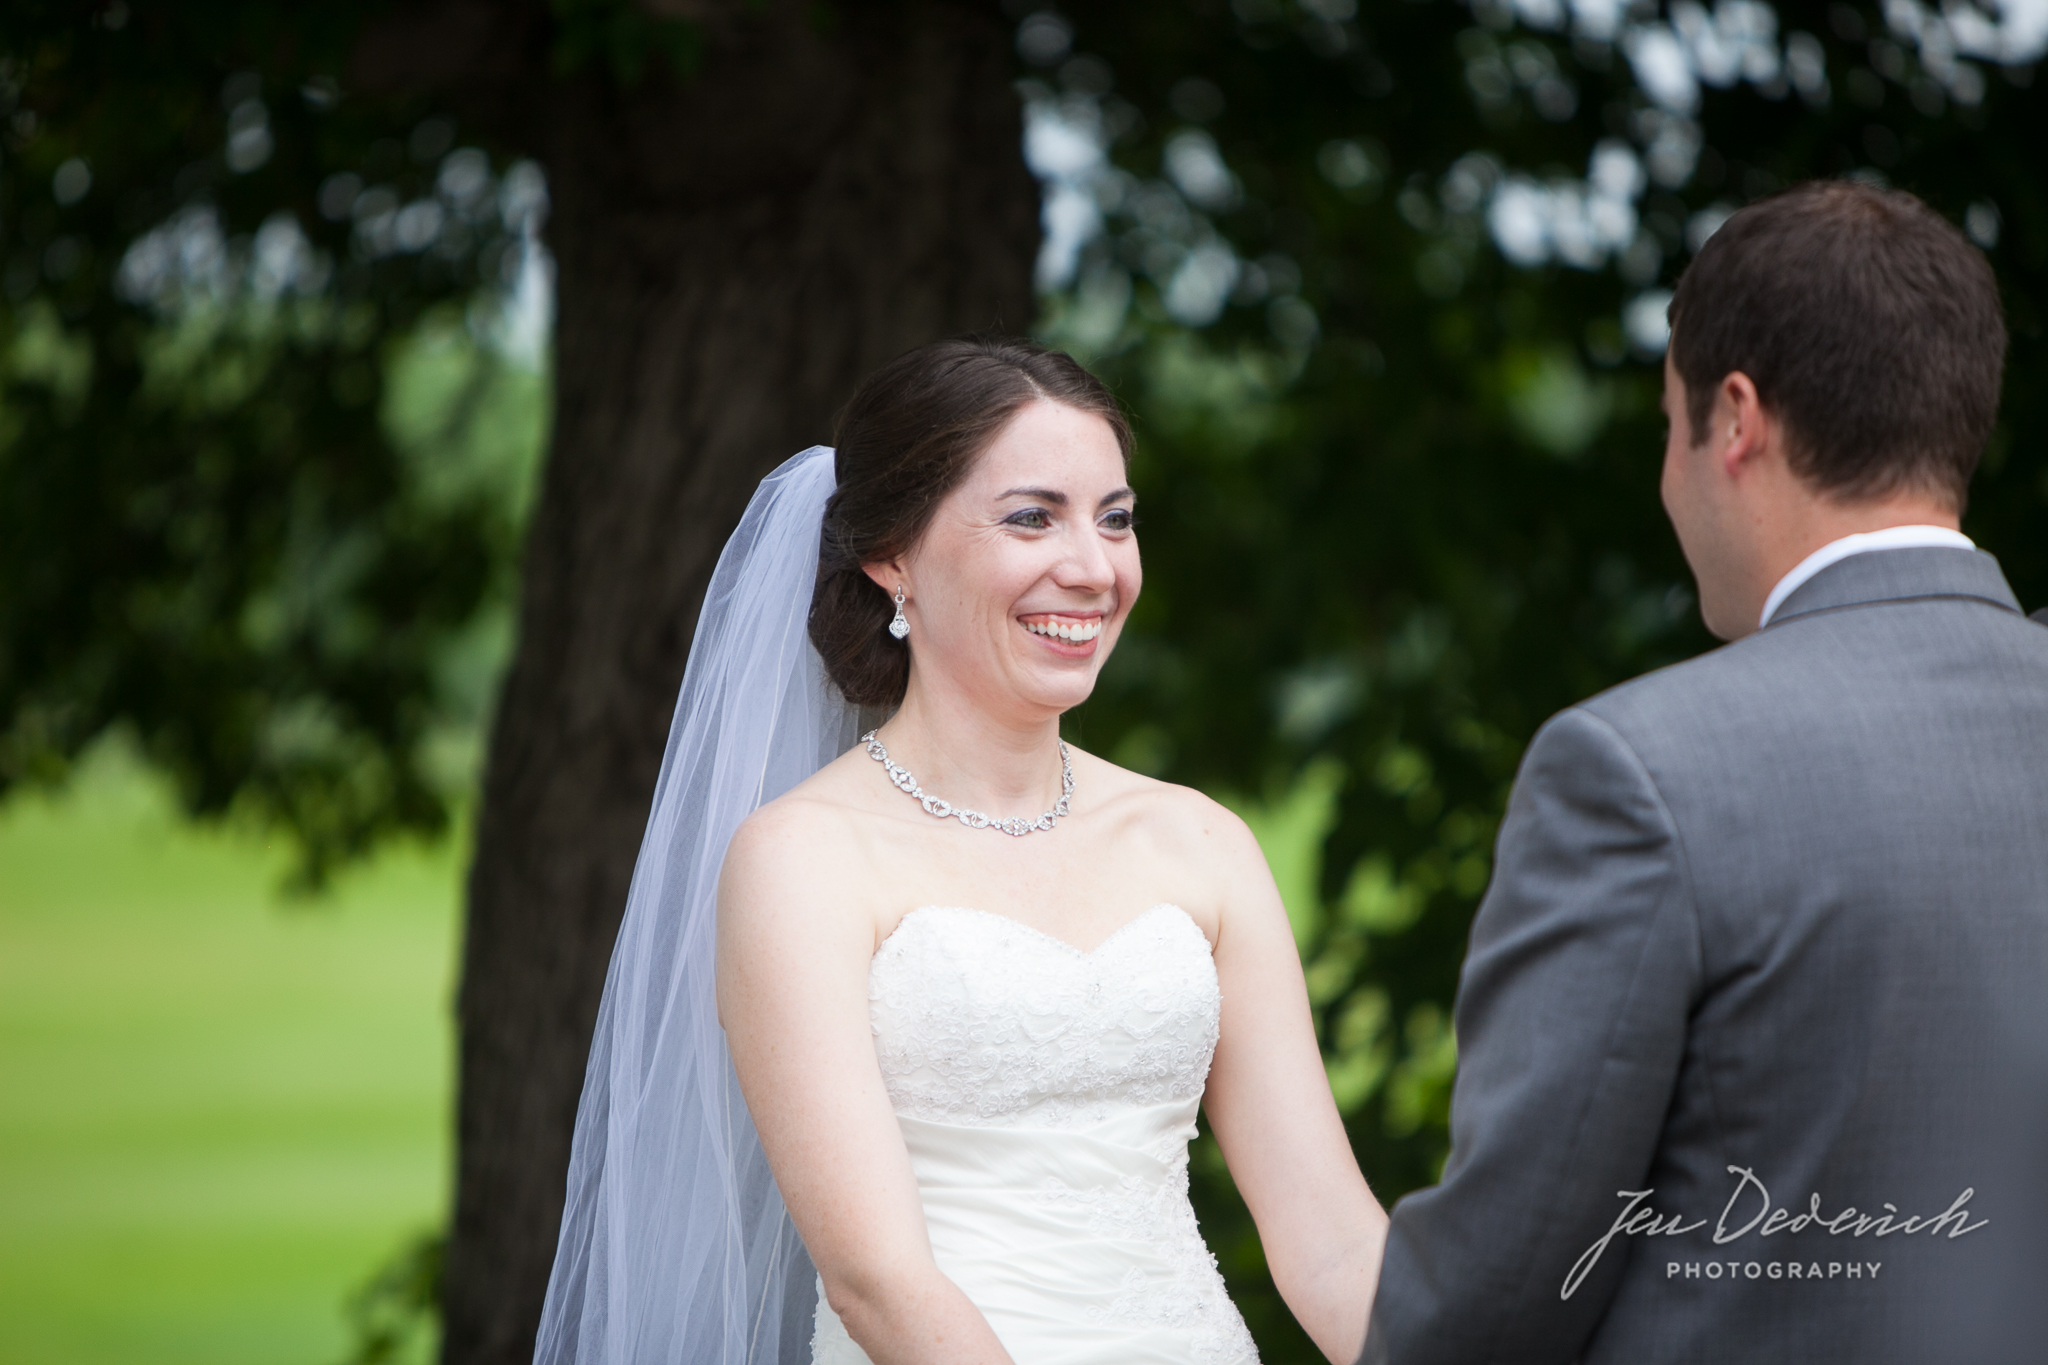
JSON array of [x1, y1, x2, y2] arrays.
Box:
[[878, 679, 1065, 815]]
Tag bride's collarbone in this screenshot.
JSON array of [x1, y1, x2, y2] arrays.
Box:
[[815, 762, 1225, 945], [861, 810, 1137, 883]]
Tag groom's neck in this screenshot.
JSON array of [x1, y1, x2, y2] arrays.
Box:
[[1719, 482, 1963, 639]]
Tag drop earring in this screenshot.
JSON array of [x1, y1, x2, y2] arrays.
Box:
[[888, 585, 910, 640]]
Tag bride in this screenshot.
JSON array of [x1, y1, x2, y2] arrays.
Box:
[[532, 338, 1387, 1365]]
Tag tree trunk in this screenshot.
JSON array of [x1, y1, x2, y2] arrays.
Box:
[[439, 7, 1038, 1362]]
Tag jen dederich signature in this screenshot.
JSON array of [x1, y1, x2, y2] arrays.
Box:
[[1560, 1166, 1989, 1300]]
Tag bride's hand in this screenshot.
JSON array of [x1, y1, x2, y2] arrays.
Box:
[[1197, 799, 1392, 1364], [717, 801, 1017, 1365]]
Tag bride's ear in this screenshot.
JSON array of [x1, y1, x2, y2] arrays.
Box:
[[861, 560, 907, 595]]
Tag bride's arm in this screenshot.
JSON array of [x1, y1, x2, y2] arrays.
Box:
[[718, 802, 1014, 1365], [1197, 799, 1390, 1365]]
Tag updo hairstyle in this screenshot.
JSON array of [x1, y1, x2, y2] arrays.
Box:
[[810, 336, 1132, 708]]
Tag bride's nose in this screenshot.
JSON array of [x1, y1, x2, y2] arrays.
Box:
[[1053, 522, 1119, 596]]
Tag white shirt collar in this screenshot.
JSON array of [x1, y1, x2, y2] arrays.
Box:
[[1759, 525, 1976, 629]]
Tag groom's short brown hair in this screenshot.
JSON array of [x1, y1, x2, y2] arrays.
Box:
[[1667, 180, 2006, 511]]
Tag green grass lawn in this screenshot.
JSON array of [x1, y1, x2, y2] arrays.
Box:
[[0, 749, 459, 1365]]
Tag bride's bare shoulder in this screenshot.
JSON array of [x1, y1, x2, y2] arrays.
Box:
[[1068, 747, 1261, 866], [721, 745, 884, 889]]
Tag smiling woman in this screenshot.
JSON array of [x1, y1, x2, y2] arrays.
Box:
[[536, 336, 1388, 1365], [809, 337, 1135, 709], [729, 338, 1385, 1364], [857, 395, 1139, 719]]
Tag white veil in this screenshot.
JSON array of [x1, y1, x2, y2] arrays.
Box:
[[533, 445, 858, 1365]]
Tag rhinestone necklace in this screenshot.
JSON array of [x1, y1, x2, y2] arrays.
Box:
[[861, 730, 1074, 837]]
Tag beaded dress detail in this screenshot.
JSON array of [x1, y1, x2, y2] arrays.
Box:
[[810, 903, 1259, 1365]]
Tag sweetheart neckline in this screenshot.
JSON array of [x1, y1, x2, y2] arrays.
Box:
[[878, 902, 1201, 960]]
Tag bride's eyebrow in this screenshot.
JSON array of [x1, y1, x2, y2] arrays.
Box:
[[996, 486, 1134, 508]]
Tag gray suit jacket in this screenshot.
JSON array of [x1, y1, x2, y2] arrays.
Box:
[[1361, 548, 2048, 1365]]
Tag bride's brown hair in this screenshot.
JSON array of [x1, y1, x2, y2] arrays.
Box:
[[810, 336, 1131, 708]]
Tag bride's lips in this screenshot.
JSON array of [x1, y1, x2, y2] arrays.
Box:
[[1019, 612, 1105, 658]]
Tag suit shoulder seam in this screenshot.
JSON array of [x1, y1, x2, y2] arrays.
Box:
[[1557, 705, 1703, 947]]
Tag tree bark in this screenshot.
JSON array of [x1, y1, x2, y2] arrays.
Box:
[[438, 6, 1037, 1363]]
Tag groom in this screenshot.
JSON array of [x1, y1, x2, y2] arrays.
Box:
[[1358, 181, 2048, 1364]]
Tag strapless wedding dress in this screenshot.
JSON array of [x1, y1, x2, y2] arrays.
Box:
[[810, 903, 1259, 1365]]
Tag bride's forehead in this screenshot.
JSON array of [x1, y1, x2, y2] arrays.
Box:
[[966, 405, 1126, 490]]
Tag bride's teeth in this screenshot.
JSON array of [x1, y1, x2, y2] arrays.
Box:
[[1024, 617, 1100, 641]]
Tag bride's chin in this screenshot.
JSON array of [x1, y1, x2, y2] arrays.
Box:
[[977, 674, 1095, 719], [1024, 678, 1100, 715], [953, 652, 1106, 718]]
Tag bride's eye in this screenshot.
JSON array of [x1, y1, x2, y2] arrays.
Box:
[[1099, 508, 1136, 533], [1004, 508, 1053, 530]]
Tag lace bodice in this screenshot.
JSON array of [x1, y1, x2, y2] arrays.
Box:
[[869, 903, 1224, 1129], [811, 902, 1259, 1365]]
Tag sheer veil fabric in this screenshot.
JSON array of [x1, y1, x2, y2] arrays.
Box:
[[534, 446, 858, 1365]]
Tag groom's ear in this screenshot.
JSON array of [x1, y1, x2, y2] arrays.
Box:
[[1713, 371, 1776, 479]]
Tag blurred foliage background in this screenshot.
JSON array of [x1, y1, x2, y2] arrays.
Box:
[[2, 2, 2043, 1362]]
